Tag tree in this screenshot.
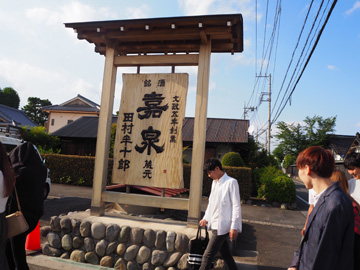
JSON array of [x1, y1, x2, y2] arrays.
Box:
[[22, 97, 52, 126], [0, 87, 20, 109], [273, 115, 337, 161]]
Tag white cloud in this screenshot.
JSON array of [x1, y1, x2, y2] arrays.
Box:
[[327, 65, 336, 70], [125, 4, 151, 19], [345, 1, 360, 16], [178, 0, 255, 19], [356, 122, 360, 128]]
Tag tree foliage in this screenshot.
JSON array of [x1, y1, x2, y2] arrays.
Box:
[[273, 115, 336, 161], [21, 126, 60, 153], [0, 87, 20, 109], [22, 97, 52, 126]]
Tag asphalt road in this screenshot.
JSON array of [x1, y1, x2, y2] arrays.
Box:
[[39, 183, 308, 270]]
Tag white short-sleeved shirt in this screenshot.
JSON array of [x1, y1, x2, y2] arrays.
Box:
[[348, 178, 360, 205]]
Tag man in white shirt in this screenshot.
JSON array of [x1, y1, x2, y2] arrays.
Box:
[[199, 159, 242, 270], [344, 151, 360, 204]]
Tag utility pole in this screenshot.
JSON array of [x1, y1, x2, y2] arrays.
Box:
[[257, 74, 271, 154], [243, 103, 256, 120]]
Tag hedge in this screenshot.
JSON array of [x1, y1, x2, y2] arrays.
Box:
[[42, 154, 252, 200]]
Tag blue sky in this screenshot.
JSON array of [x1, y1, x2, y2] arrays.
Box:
[[0, 1, 359, 149]]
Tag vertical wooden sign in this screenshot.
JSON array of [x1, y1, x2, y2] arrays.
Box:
[[113, 73, 188, 188]]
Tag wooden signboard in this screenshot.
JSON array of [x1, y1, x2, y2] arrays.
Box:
[[113, 73, 188, 188]]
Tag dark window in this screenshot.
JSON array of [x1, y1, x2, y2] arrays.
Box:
[[51, 119, 55, 126], [67, 120, 73, 125]]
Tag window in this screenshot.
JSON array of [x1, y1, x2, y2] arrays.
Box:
[[51, 119, 55, 126], [67, 120, 73, 125]]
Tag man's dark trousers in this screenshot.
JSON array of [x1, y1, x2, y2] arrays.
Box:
[[199, 230, 237, 270]]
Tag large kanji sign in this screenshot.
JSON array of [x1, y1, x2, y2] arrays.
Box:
[[113, 73, 188, 188]]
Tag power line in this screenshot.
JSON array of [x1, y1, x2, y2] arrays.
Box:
[[271, 0, 338, 123]]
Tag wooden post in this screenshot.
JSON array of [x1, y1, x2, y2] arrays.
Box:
[[91, 47, 117, 216], [187, 39, 211, 227]]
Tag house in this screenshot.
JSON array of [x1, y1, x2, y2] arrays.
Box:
[[328, 134, 355, 161], [0, 103, 37, 132], [344, 132, 360, 157], [42, 94, 100, 134], [52, 116, 250, 158]]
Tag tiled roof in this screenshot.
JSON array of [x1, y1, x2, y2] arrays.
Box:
[[42, 94, 100, 113], [42, 105, 100, 113], [0, 104, 37, 128], [328, 135, 355, 158], [52, 116, 249, 143], [182, 117, 249, 143], [51, 116, 117, 138]]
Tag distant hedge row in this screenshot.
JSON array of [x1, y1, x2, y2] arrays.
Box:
[[42, 154, 252, 200]]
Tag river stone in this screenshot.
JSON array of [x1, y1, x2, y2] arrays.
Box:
[[155, 230, 166, 250], [60, 252, 70, 259], [73, 236, 83, 249], [163, 252, 182, 267], [166, 231, 176, 252], [106, 224, 120, 242], [168, 268, 176, 270], [119, 226, 130, 243], [175, 233, 188, 253], [116, 243, 126, 256], [85, 251, 99, 265], [47, 232, 61, 248], [127, 261, 141, 270], [136, 246, 151, 264], [84, 237, 95, 252], [143, 229, 156, 248], [130, 228, 144, 245], [72, 219, 81, 236], [42, 243, 62, 257], [124, 244, 140, 261], [70, 250, 85, 262], [95, 239, 108, 257], [106, 241, 117, 255], [40, 225, 51, 237], [60, 217, 72, 233], [142, 262, 154, 270], [151, 250, 167, 266], [154, 266, 165, 270], [92, 222, 106, 240], [61, 234, 73, 251], [100, 256, 114, 267], [114, 257, 126, 270], [80, 221, 91, 237], [50, 216, 60, 232], [177, 253, 189, 270]]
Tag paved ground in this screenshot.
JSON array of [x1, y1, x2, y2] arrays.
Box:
[[27, 183, 307, 270]]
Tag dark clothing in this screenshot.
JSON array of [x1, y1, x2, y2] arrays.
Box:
[[199, 230, 237, 270], [0, 211, 9, 270], [6, 142, 47, 270], [290, 182, 354, 270], [355, 233, 360, 270]]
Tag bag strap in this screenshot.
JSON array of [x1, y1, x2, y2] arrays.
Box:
[[13, 186, 22, 212], [196, 225, 209, 240]]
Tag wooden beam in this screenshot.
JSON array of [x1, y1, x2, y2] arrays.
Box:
[[91, 46, 117, 217], [102, 191, 189, 210], [187, 38, 211, 228], [114, 54, 199, 67]]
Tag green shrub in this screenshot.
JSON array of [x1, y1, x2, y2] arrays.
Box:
[[22, 126, 61, 153], [222, 152, 245, 167], [257, 166, 296, 203], [43, 154, 252, 200], [283, 154, 296, 169]]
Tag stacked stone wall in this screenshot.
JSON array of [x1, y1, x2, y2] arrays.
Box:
[[41, 216, 224, 269]]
